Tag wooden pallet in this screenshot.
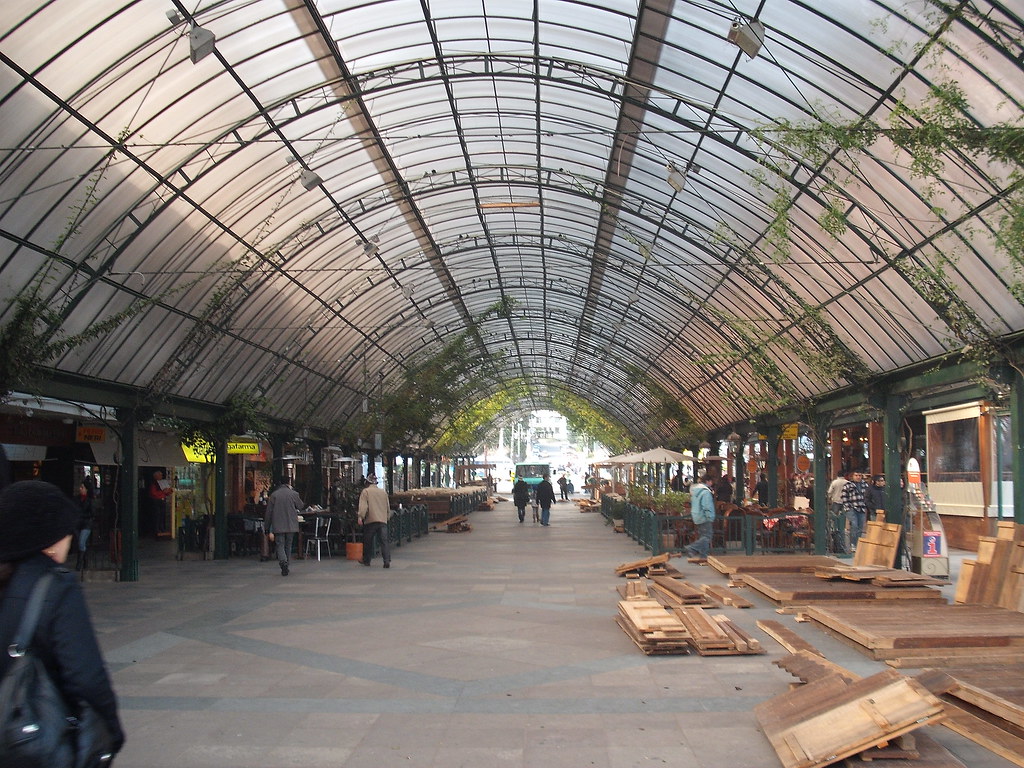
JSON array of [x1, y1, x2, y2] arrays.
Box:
[[755, 669, 945, 768], [432, 514, 471, 532], [616, 599, 691, 654], [802, 603, 1024, 664], [671, 605, 764, 655], [706, 554, 843, 576], [742, 572, 945, 606], [957, 522, 1024, 610], [853, 521, 902, 568], [701, 582, 754, 608], [614, 552, 670, 576], [771, 652, 968, 767], [915, 666, 1024, 767], [648, 575, 710, 606], [814, 564, 946, 588]]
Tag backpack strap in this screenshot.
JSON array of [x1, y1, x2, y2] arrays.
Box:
[[7, 571, 55, 657]]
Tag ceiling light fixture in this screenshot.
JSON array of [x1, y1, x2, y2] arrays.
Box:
[[188, 25, 216, 63], [479, 200, 540, 209], [665, 164, 687, 193], [166, 9, 184, 25], [363, 236, 379, 255], [727, 17, 765, 59], [299, 169, 322, 191]]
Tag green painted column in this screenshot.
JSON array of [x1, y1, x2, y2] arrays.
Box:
[[765, 425, 780, 507], [883, 394, 907, 568], [811, 413, 831, 556], [214, 438, 228, 559], [116, 408, 139, 582], [308, 440, 325, 506], [1012, 369, 1024, 524], [270, 434, 286, 487]]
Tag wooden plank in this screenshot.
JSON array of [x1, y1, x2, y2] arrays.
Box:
[[839, 731, 966, 768], [615, 553, 670, 576], [706, 554, 842, 576], [935, 703, 1024, 767], [954, 560, 976, 605], [755, 671, 945, 768], [757, 619, 824, 656], [997, 542, 1024, 610], [742, 572, 945, 606], [773, 649, 859, 684], [702, 583, 755, 608]]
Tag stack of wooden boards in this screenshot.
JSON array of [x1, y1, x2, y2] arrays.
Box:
[[763, 649, 974, 768], [614, 554, 762, 656], [708, 549, 947, 607], [955, 520, 1024, 610], [853, 520, 903, 567], [801, 522, 1024, 668], [765, 644, 1024, 767]]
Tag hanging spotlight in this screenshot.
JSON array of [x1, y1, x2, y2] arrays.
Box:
[[299, 169, 322, 191], [189, 25, 216, 63], [727, 17, 765, 59], [665, 164, 687, 193], [166, 9, 184, 25], [363, 236, 379, 255]]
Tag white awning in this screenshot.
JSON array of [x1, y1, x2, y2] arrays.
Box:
[[136, 431, 187, 467], [2, 444, 47, 461]]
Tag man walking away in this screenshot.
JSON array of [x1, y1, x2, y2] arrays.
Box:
[[358, 474, 392, 567], [265, 480, 304, 576], [685, 475, 716, 560], [535, 473, 557, 526]]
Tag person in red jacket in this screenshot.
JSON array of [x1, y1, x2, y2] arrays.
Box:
[[147, 470, 173, 538]]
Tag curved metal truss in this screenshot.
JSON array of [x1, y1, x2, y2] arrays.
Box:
[[1, 0, 1022, 448]]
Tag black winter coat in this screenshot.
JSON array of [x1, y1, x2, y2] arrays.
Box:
[[0, 554, 125, 752], [535, 479, 557, 507]]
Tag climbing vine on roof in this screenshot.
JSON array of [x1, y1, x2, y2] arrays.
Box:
[[549, 387, 633, 454], [340, 298, 516, 451]]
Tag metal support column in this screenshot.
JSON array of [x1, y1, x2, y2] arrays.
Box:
[[270, 434, 286, 487], [1012, 368, 1024, 524], [308, 440, 324, 506], [214, 438, 228, 559], [116, 408, 139, 582], [765, 425, 780, 507], [883, 394, 907, 567], [811, 413, 831, 555]]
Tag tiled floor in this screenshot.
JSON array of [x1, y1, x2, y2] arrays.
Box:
[[83, 499, 1017, 768]]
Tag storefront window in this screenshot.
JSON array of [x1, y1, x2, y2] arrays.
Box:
[[926, 417, 980, 482]]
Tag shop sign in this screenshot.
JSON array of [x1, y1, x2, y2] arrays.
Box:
[[76, 426, 106, 443], [227, 440, 260, 454], [922, 531, 942, 557], [781, 423, 799, 440], [181, 440, 214, 463]]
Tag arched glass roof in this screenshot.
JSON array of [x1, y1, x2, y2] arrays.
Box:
[[2, 0, 1022, 446]]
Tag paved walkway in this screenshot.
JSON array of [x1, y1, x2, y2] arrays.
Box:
[[85, 498, 1014, 768]]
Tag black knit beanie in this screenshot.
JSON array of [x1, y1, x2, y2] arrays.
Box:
[[0, 480, 79, 561]]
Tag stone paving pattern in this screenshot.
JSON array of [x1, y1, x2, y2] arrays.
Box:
[[84, 499, 1017, 768]]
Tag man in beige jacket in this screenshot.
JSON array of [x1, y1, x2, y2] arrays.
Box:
[[357, 475, 391, 568]]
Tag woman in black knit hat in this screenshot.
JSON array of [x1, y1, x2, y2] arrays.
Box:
[[0, 480, 125, 762]]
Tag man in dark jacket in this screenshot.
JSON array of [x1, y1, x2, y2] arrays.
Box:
[[264, 480, 304, 576], [866, 475, 887, 521], [535, 474, 557, 526], [512, 477, 531, 523]]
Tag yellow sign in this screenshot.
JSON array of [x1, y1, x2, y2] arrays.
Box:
[[182, 441, 214, 463], [227, 441, 260, 454], [781, 423, 799, 440], [76, 426, 106, 443]]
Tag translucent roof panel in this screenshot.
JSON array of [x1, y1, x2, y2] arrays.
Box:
[[2, 0, 1023, 446]]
